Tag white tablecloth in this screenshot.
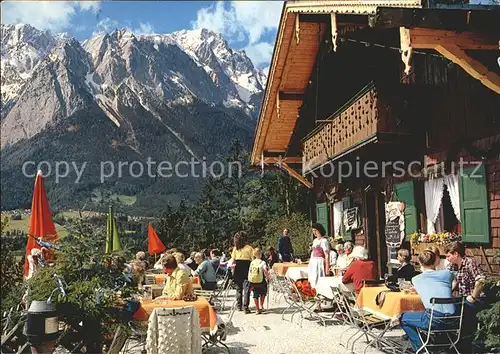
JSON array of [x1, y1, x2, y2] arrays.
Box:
[[285, 266, 309, 281], [314, 276, 354, 299]]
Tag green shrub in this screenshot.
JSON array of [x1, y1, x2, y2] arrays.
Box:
[[262, 213, 312, 255], [476, 280, 500, 352]]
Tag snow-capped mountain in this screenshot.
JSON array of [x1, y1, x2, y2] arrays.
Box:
[[1, 24, 59, 113], [1, 25, 266, 122], [150, 28, 266, 115], [0, 24, 266, 212]]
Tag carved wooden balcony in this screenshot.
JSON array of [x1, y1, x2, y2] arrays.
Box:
[[302, 82, 417, 173]]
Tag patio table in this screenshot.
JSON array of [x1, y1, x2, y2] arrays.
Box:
[[357, 286, 425, 319], [136, 296, 218, 332], [314, 276, 354, 299], [285, 266, 309, 281], [272, 262, 308, 276]]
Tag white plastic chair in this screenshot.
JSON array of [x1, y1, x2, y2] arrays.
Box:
[[146, 306, 202, 354]]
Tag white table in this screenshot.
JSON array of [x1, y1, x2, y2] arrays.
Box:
[[314, 276, 354, 299], [285, 266, 309, 281]]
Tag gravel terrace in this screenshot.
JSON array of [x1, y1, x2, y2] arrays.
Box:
[[210, 288, 405, 354]]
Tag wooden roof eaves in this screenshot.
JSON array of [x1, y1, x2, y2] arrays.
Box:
[[251, 3, 290, 165], [251, 0, 425, 165], [285, 0, 423, 15]]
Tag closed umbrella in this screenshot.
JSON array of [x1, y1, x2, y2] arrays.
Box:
[[147, 223, 165, 255], [24, 171, 58, 277], [105, 205, 122, 253]]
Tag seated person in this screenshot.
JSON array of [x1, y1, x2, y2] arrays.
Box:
[[132, 251, 149, 270], [185, 251, 198, 271], [130, 251, 149, 285], [389, 248, 415, 281], [336, 241, 354, 270], [157, 254, 193, 300], [445, 242, 485, 339], [401, 250, 456, 351], [426, 246, 449, 271], [209, 249, 221, 272], [173, 252, 191, 278], [342, 246, 378, 294], [153, 253, 167, 270], [265, 246, 279, 268], [330, 244, 343, 273], [445, 242, 484, 298], [193, 252, 218, 290]]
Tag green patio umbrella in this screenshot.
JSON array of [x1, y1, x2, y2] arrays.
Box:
[[106, 205, 122, 253]]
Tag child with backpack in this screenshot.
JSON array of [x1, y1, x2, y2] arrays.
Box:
[[247, 248, 269, 314]]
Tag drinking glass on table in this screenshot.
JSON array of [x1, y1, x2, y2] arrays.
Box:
[[143, 286, 153, 302], [398, 278, 405, 289]]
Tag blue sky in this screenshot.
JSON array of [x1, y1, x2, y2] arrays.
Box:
[[1, 1, 284, 69]]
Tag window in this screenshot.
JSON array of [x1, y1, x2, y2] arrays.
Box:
[[423, 166, 489, 243], [434, 185, 461, 234]]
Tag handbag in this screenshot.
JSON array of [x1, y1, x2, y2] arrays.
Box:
[[384, 275, 401, 292]]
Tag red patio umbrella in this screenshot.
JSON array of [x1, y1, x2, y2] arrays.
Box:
[[147, 223, 165, 255], [24, 171, 58, 277]]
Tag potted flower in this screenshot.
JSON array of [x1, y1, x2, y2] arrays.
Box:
[[410, 231, 461, 254]]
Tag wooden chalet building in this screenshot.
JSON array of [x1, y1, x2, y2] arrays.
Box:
[[251, 0, 500, 275]]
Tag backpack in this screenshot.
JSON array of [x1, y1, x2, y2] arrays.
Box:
[[248, 260, 263, 283]]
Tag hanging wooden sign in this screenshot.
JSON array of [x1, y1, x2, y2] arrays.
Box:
[[385, 202, 405, 247], [343, 207, 359, 232]]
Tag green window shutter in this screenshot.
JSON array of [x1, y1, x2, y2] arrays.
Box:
[[395, 181, 418, 240], [316, 203, 330, 236], [459, 165, 489, 243], [343, 196, 352, 210], [341, 197, 353, 241]]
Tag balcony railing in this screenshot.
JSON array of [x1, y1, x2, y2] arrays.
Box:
[[302, 82, 413, 173]]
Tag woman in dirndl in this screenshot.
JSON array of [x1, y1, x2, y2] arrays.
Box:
[[307, 223, 330, 289]]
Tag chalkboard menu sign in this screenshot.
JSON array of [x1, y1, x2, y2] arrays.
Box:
[[385, 216, 401, 245], [385, 202, 405, 247], [343, 207, 359, 231]]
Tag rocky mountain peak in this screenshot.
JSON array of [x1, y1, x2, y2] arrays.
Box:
[[1, 23, 264, 211]]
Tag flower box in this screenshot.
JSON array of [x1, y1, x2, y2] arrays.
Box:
[[410, 241, 446, 255], [409, 232, 461, 255]]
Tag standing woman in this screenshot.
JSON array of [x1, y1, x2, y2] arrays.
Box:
[[231, 231, 253, 313], [307, 223, 330, 288]]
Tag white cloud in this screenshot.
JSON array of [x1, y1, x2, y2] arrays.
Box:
[[193, 2, 238, 38], [231, 2, 282, 44], [243, 42, 274, 68], [1, 1, 101, 32], [193, 1, 281, 44], [94, 17, 118, 34], [134, 22, 155, 36], [77, 1, 101, 14], [193, 1, 282, 67]]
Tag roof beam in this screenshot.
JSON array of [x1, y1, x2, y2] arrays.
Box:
[[434, 45, 500, 95], [280, 163, 313, 189], [371, 7, 500, 32], [399, 26, 500, 79], [278, 91, 305, 101], [257, 156, 303, 164], [406, 27, 498, 50]]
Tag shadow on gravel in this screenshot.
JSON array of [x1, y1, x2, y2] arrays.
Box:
[[203, 342, 253, 354]]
